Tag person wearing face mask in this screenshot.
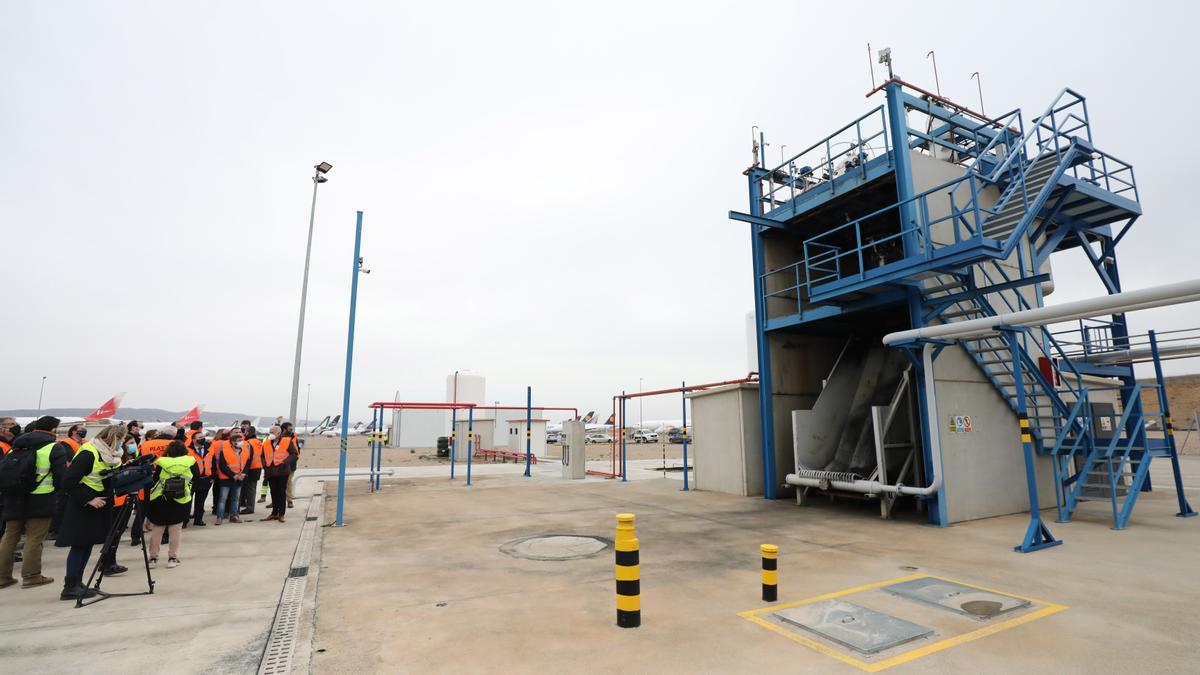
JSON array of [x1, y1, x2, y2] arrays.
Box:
[[56, 424, 129, 600], [238, 427, 263, 515], [261, 425, 298, 523], [213, 430, 249, 525], [48, 425, 88, 541], [188, 431, 213, 526], [126, 421, 147, 547]]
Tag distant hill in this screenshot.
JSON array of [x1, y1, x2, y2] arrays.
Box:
[[0, 407, 312, 427]]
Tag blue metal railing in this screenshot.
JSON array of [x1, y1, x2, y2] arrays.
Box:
[[798, 171, 999, 290], [757, 107, 891, 215]]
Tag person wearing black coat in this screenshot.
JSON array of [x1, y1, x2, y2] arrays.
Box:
[[0, 417, 68, 589], [55, 424, 129, 600]]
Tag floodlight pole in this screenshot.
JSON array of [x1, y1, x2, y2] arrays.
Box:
[[37, 376, 46, 411], [289, 164, 329, 426], [334, 210, 364, 527]]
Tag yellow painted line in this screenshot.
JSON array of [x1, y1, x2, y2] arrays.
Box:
[[737, 572, 926, 618], [738, 573, 1068, 673]]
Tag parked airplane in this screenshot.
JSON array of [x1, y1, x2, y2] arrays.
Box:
[[547, 411, 595, 433], [299, 415, 338, 436], [12, 393, 125, 428], [585, 414, 617, 432]]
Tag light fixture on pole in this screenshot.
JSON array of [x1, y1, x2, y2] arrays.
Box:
[[37, 376, 47, 411], [289, 161, 332, 425], [971, 71, 985, 115], [926, 50, 941, 96]]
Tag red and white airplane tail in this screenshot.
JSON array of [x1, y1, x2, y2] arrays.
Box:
[[84, 393, 126, 421], [175, 405, 205, 426]]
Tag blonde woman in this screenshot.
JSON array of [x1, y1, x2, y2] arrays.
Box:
[[56, 424, 127, 601]]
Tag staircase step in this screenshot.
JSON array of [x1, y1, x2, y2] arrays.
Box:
[[943, 307, 984, 319]]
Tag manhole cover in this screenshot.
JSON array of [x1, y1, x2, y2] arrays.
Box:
[[500, 534, 611, 561], [960, 600, 1003, 618]]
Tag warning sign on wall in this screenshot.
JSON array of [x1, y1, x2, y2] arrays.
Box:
[[948, 415, 974, 433]]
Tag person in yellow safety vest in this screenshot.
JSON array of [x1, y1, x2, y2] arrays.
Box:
[[55, 424, 130, 601], [261, 427, 299, 523], [0, 416, 68, 590], [213, 430, 250, 525], [143, 441, 197, 569]]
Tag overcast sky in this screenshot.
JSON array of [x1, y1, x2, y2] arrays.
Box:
[[3, 1, 1196, 422]]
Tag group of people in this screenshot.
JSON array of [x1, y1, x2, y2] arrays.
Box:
[[0, 415, 302, 601]]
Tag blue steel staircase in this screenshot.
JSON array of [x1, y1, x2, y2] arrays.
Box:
[[739, 81, 1191, 537]]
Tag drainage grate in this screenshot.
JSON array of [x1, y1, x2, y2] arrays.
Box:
[[259, 494, 324, 675]]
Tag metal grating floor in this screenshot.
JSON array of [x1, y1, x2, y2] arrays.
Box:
[[259, 494, 324, 675]]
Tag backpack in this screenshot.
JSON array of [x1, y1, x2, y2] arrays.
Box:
[[0, 448, 45, 496], [162, 475, 187, 500]]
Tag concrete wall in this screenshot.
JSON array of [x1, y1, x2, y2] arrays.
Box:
[[453, 418, 495, 462], [506, 420, 548, 458], [911, 151, 1056, 523], [689, 383, 762, 496], [390, 408, 446, 449]]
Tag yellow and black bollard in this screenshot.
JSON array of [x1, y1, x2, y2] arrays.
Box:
[[761, 544, 778, 602], [615, 513, 640, 628]]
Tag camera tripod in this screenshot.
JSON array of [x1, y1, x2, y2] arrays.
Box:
[[77, 498, 155, 608]]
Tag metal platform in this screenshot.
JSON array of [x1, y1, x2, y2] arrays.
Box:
[[774, 599, 933, 654], [882, 577, 1029, 619]]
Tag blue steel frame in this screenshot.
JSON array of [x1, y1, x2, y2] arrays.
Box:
[[334, 210, 364, 527], [681, 381, 689, 492], [1003, 328, 1062, 552], [740, 80, 1182, 541], [524, 386, 532, 478]]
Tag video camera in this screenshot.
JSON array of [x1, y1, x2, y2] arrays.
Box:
[[102, 453, 157, 497]]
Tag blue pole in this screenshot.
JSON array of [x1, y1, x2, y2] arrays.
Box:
[[624, 391, 633, 480], [334, 210, 364, 527], [466, 406, 474, 486], [524, 386, 532, 477], [368, 407, 377, 493], [681, 381, 689, 491], [374, 407, 382, 491], [449, 407, 457, 480]]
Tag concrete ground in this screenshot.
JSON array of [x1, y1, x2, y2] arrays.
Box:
[[311, 456, 1200, 674], [0, 479, 327, 674]]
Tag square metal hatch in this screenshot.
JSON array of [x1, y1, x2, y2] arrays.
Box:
[[882, 577, 1030, 619], [774, 599, 934, 654]]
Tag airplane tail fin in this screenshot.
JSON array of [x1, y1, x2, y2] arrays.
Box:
[[175, 405, 205, 426], [581, 411, 595, 424], [604, 413, 615, 426], [84, 392, 125, 421]]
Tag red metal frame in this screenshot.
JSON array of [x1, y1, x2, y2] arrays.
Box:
[[588, 373, 760, 479]]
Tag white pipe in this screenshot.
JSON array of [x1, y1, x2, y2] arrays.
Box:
[[883, 278, 1200, 345], [295, 468, 395, 478], [785, 343, 943, 497], [1080, 341, 1200, 365]]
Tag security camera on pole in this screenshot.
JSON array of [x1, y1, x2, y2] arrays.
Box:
[[289, 162, 332, 425]]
